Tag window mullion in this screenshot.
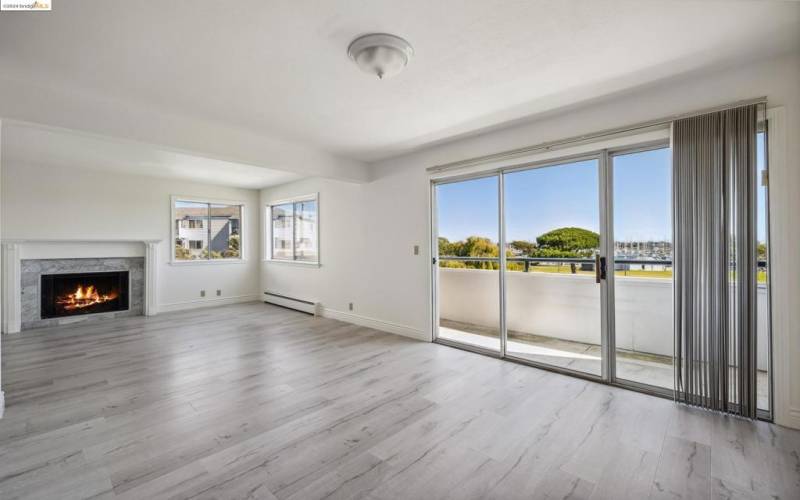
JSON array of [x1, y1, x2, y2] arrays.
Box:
[[267, 206, 271, 260], [207, 202, 212, 260], [292, 202, 298, 261]]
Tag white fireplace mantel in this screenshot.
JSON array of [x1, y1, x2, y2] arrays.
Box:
[[1, 238, 161, 334]]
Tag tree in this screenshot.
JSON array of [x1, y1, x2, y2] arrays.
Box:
[[505, 248, 525, 272], [536, 227, 599, 254], [757, 242, 767, 261], [438, 236, 499, 258], [224, 234, 241, 258], [509, 240, 536, 256], [438, 237, 449, 255], [175, 245, 192, 260], [529, 247, 582, 258], [439, 229, 601, 273], [438, 237, 461, 256], [462, 236, 498, 257], [460, 236, 498, 269], [438, 236, 501, 270], [175, 238, 192, 260]]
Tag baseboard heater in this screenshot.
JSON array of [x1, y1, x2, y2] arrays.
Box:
[[263, 292, 320, 316]]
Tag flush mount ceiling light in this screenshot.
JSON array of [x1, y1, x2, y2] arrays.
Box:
[[347, 33, 414, 79]]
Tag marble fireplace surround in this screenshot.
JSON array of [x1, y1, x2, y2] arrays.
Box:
[[1, 239, 159, 334], [22, 258, 143, 330]]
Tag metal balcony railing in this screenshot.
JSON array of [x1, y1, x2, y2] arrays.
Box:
[[437, 256, 767, 273]]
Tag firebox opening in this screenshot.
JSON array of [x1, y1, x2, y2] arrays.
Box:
[[41, 271, 129, 319]]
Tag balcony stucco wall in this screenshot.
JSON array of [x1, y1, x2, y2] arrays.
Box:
[[438, 268, 769, 369]]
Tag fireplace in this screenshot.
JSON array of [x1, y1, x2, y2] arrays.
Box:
[[40, 271, 130, 319]]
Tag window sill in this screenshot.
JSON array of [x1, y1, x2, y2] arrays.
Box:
[[263, 259, 320, 268], [170, 259, 248, 266]]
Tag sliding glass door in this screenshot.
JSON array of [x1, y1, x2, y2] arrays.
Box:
[[504, 159, 604, 377], [432, 157, 609, 377], [431, 134, 771, 416], [434, 175, 502, 353], [431, 152, 653, 384], [431, 151, 651, 383], [610, 146, 674, 392]]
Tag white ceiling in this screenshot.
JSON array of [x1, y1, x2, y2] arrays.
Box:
[[0, 0, 798, 164], [2, 122, 301, 189]]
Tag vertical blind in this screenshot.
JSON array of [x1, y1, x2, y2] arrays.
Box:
[[672, 103, 761, 417]]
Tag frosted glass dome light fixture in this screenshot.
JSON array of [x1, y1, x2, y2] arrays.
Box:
[[347, 33, 413, 79]]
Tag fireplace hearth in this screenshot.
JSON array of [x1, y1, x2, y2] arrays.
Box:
[[41, 271, 129, 319]]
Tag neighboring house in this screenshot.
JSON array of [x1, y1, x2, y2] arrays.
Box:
[[294, 215, 316, 258], [175, 206, 240, 258]]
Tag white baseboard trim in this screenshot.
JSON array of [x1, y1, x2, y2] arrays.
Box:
[[158, 294, 261, 313], [321, 307, 430, 342]]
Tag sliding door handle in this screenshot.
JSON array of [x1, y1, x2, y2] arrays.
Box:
[[595, 254, 601, 283], [595, 255, 607, 283]]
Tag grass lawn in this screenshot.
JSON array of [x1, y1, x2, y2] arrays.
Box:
[[506, 265, 768, 283]]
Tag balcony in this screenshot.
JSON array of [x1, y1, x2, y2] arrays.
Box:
[[437, 257, 770, 409]]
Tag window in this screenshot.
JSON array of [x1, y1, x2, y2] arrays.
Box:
[[173, 197, 244, 262], [181, 219, 204, 229], [267, 194, 318, 264], [271, 203, 294, 260]]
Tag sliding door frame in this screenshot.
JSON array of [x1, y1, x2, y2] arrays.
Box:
[[760, 115, 774, 422], [430, 119, 774, 420], [431, 151, 610, 384], [606, 140, 674, 399], [430, 171, 504, 357], [430, 139, 772, 412], [500, 152, 608, 382]]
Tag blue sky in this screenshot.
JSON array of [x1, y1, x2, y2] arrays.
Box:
[[437, 137, 767, 244], [505, 159, 603, 241], [612, 149, 671, 242]]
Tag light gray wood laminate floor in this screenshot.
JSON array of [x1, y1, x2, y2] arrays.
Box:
[[0, 302, 798, 499]]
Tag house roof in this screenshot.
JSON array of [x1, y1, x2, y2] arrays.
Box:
[[175, 206, 240, 219]]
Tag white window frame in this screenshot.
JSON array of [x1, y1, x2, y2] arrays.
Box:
[[265, 193, 320, 266], [170, 195, 247, 265]]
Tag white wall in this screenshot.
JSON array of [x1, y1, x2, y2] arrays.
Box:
[[260, 52, 800, 427], [261, 178, 378, 322], [1, 162, 261, 311], [261, 175, 434, 339]]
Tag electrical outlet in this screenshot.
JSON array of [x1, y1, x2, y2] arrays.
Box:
[[216, 289, 221, 296], [200, 290, 206, 297], [348, 302, 354, 311], [413, 245, 419, 255]]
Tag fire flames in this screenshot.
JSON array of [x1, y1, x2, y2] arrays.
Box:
[[56, 285, 118, 311]]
